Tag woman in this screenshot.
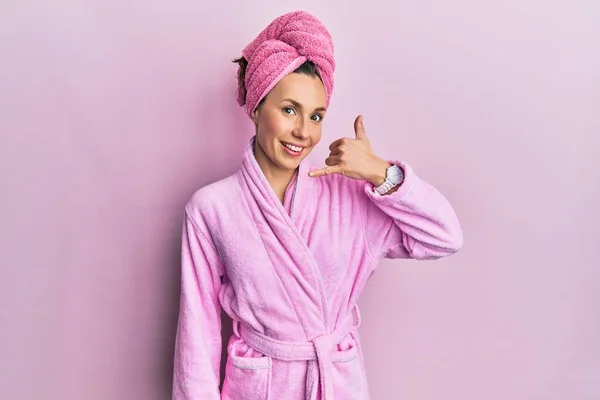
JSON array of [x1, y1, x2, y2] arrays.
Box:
[[172, 10, 463, 400]]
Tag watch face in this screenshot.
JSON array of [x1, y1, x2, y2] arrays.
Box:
[[387, 166, 403, 185]]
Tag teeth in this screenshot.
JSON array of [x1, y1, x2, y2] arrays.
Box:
[[283, 143, 303, 152]]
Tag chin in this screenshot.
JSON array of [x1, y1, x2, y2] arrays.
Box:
[[273, 147, 309, 169], [278, 157, 302, 170]]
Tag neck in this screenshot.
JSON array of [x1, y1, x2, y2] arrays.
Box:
[[253, 139, 297, 203]]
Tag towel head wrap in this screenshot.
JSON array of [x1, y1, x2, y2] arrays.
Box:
[[237, 11, 335, 116]]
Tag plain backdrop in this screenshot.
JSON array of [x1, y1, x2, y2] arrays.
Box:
[[1, 1, 598, 399]]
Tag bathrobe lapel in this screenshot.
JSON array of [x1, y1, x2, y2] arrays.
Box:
[[238, 137, 329, 336]]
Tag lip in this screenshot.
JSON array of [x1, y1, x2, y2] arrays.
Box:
[[280, 141, 305, 157], [281, 141, 306, 149]]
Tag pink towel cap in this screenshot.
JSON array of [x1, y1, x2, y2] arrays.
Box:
[[237, 11, 335, 116]]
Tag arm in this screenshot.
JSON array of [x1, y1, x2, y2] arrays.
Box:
[[361, 160, 463, 261], [307, 115, 462, 260], [172, 210, 224, 399]]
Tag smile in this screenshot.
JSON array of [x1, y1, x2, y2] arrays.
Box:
[[281, 141, 305, 156]]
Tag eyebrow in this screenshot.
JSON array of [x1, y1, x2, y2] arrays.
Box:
[[282, 98, 326, 113]]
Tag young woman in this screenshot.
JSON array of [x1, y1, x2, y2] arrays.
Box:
[[173, 10, 463, 400]]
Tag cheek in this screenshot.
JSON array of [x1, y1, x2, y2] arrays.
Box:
[[310, 125, 323, 146], [256, 115, 279, 153], [260, 112, 287, 141]]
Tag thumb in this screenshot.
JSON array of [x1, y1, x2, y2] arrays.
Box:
[[354, 115, 367, 140]]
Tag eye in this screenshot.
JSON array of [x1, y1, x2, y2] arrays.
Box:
[[283, 107, 296, 115], [311, 114, 323, 122]]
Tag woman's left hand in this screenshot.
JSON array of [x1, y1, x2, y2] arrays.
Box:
[[308, 115, 391, 186]]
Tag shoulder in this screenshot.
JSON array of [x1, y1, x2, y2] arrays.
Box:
[[184, 172, 241, 228]]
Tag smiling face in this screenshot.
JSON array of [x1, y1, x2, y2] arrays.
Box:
[[251, 72, 327, 175]]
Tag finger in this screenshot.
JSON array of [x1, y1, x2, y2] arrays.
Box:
[[328, 138, 346, 152], [354, 115, 367, 140], [308, 165, 343, 178], [325, 155, 341, 166], [329, 147, 342, 156]]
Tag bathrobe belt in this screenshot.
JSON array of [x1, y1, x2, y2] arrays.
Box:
[[234, 304, 362, 400]]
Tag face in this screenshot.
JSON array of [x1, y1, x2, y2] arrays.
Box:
[[251, 72, 327, 173]]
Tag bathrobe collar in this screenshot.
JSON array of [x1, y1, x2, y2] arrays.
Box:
[[242, 135, 309, 220], [238, 135, 329, 334]]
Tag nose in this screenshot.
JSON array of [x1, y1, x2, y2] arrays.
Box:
[[292, 118, 309, 140]]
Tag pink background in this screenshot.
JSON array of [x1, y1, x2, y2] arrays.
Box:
[[1, 1, 598, 399]]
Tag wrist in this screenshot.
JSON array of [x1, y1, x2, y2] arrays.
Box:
[[373, 163, 405, 195], [367, 158, 392, 186]]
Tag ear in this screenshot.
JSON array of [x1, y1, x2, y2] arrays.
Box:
[[251, 107, 260, 125]]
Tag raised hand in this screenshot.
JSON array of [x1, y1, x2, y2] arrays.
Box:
[[308, 115, 391, 186]]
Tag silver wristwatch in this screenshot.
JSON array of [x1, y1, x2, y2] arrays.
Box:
[[374, 165, 404, 195]]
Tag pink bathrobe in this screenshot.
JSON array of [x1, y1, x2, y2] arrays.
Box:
[[172, 136, 463, 400]]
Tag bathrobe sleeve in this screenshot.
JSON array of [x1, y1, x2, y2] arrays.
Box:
[[172, 209, 224, 400], [361, 160, 463, 260]]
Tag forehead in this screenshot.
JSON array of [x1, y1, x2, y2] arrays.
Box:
[[268, 73, 327, 110]]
